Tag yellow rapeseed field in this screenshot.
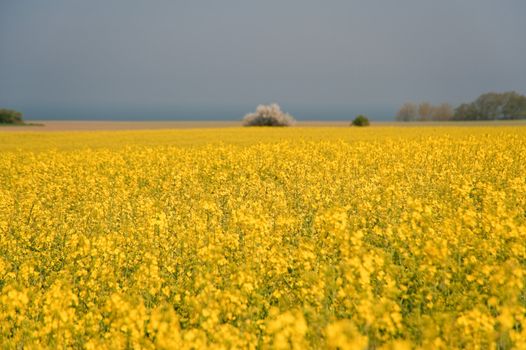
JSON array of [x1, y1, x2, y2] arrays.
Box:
[[1, 126, 526, 349]]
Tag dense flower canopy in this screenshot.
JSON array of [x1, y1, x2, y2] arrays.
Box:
[[1, 126, 526, 349]]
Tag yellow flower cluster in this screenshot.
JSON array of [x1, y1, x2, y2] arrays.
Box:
[[1, 126, 525, 349]]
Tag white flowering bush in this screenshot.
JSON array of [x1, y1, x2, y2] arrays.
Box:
[[243, 103, 296, 126]]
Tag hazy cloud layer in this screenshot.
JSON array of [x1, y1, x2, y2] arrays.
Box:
[[1, 0, 525, 120]]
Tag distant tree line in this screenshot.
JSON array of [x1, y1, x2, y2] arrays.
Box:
[[396, 102, 453, 122], [454, 91, 526, 120], [396, 91, 526, 121]]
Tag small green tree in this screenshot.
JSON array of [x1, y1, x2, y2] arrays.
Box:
[[351, 115, 370, 127], [0, 109, 24, 124]]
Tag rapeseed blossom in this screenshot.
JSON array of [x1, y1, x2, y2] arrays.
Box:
[[0, 126, 525, 348]]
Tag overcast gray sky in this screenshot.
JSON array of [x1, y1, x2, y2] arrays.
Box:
[[1, 0, 525, 120]]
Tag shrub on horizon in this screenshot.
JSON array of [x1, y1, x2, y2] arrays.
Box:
[[243, 103, 296, 127], [0, 108, 24, 124], [351, 115, 370, 127]]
